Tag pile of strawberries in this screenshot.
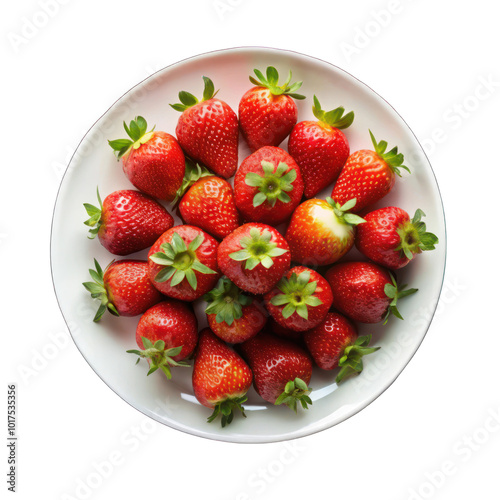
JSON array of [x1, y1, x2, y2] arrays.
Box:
[[82, 66, 438, 427]]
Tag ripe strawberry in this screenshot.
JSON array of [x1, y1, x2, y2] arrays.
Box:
[[83, 188, 174, 255], [303, 312, 380, 382], [203, 277, 267, 344], [239, 66, 305, 151], [127, 300, 198, 378], [325, 261, 418, 324], [332, 130, 410, 213], [108, 116, 185, 201], [264, 266, 333, 332], [355, 207, 439, 270], [177, 162, 241, 240], [234, 146, 304, 225], [192, 328, 253, 427], [217, 223, 290, 295], [170, 77, 238, 178], [238, 331, 313, 412], [148, 226, 220, 302], [288, 96, 353, 198], [82, 259, 162, 322], [285, 197, 365, 266]]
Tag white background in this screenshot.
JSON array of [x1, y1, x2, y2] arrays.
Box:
[[3, 1, 499, 499]]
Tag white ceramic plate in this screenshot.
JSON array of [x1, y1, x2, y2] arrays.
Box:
[[51, 47, 446, 443]]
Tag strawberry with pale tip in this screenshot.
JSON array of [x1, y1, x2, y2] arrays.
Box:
[[171, 77, 239, 178], [288, 96, 353, 198], [285, 197, 365, 266], [192, 328, 253, 427], [148, 226, 220, 302], [127, 300, 198, 379], [108, 116, 185, 201]]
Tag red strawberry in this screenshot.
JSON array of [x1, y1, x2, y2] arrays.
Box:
[[234, 146, 304, 225], [355, 207, 439, 270], [177, 162, 241, 240], [285, 197, 365, 266], [264, 266, 333, 332], [82, 259, 162, 322], [108, 116, 185, 201], [238, 331, 313, 412], [325, 261, 418, 324], [239, 66, 305, 151], [217, 223, 290, 295], [203, 277, 267, 344], [332, 130, 410, 213], [83, 188, 174, 255], [170, 77, 238, 178], [192, 328, 253, 427], [288, 96, 353, 198], [303, 312, 380, 382], [148, 226, 220, 302], [127, 300, 198, 378]]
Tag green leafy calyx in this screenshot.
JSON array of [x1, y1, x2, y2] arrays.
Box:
[[207, 396, 248, 428], [383, 273, 418, 323], [108, 116, 155, 160], [126, 337, 189, 379], [149, 232, 216, 290], [172, 160, 212, 205], [249, 66, 305, 100], [336, 335, 381, 383], [203, 277, 253, 326], [229, 227, 288, 270], [396, 209, 439, 261], [170, 76, 218, 112], [269, 270, 322, 321], [83, 187, 104, 239], [369, 130, 410, 177], [82, 259, 118, 322], [274, 378, 312, 412], [312, 95, 354, 129], [245, 160, 298, 208], [326, 197, 366, 226]]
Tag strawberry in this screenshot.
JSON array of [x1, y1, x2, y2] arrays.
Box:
[[108, 116, 185, 201], [83, 188, 174, 255], [192, 328, 253, 427], [239, 66, 305, 151], [303, 312, 380, 382], [203, 277, 267, 344], [217, 223, 290, 295], [332, 130, 410, 213], [325, 261, 418, 324], [355, 207, 439, 270], [127, 300, 198, 378], [148, 226, 220, 302], [288, 96, 353, 198], [234, 146, 304, 225], [285, 197, 365, 266], [82, 259, 162, 322], [177, 162, 241, 240], [264, 266, 333, 332], [238, 331, 313, 412], [170, 77, 238, 178]]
